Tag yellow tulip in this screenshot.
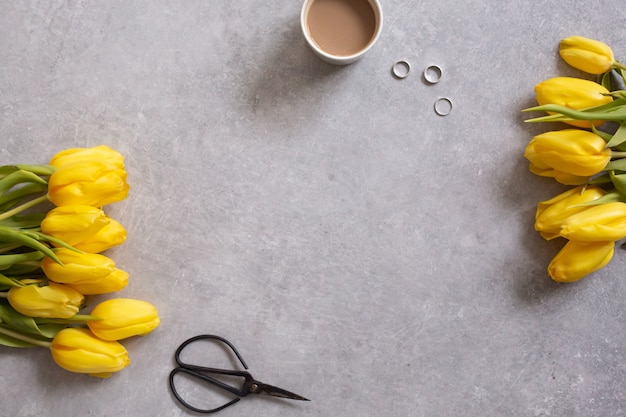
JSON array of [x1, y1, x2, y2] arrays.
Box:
[[525, 142, 590, 185], [49, 145, 125, 170], [528, 164, 590, 185], [534, 185, 606, 240], [50, 328, 130, 378], [40, 205, 109, 247], [47, 159, 129, 207], [8, 280, 83, 319], [41, 206, 126, 253], [559, 36, 615, 75], [71, 217, 127, 253], [560, 201, 626, 241], [41, 249, 129, 295], [524, 129, 610, 177], [534, 77, 613, 128], [548, 240, 614, 282], [88, 299, 160, 341]]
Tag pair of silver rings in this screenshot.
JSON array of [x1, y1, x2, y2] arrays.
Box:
[[391, 61, 442, 84], [391, 61, 452, 116]]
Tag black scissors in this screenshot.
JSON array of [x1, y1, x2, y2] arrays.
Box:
[[169, 334, 310, 413]]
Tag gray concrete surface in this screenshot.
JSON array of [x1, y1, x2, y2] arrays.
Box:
[[1, 1, 625, 416]]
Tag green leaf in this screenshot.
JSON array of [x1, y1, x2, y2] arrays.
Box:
[[0, 251, 45, 270], [601, 71, 613, 90], [0, 182, 47, 209], [577, 191, 626, 206], [0, 273, 25, 288], [609, 171, 626, 196], [524, 114, 571, 123], [31, 231, 80, 253], [0, 213, 46, 229], [0, 325, 40, 347], [0, 170, 47, 196], [589, 172, 612, 184], [591, 124, 613, 142], [0, 263, 43, 276], [523, 98, 626, 122], [14, 164, 55, 176], [0, 226, 60, 264], [0, 166, 19, 178], [606, 120, 626, 148], [0, 243, 22, 253], [523, 104, 626, 122], [605, 159, 626, 171], [620, 67, 626, 85], [585, 97, 626, 112], [0, 301, 63, 339], [0, 164, 55, 178], [34, 323, 67, 338]]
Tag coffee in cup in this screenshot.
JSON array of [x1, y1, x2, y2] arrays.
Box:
[[301, 0, 383, 65]]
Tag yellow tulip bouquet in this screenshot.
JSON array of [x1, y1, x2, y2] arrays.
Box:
[[0, 145, 159, 377], [523, 36, 626, 282]]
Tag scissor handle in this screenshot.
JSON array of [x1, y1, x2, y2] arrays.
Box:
[[169, 335, 258, 413], [169, 367, 242, 414], [174, 334, 249, 370]]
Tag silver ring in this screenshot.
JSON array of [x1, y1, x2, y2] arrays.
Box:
[[424, 65, 442, 84], [392, 60, 411, 79], [434, 97, 452, 116]]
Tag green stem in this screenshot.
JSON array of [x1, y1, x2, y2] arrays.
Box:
[[0, 243, 22, 254], [0, 292, 7, 298], [0, 325, 51, 348], [0, 226, 61, 264], [611, 151, 626, 158], [0, 195, 49, 222], [523, 104, 626, 121], [14, 164, 56, 177], [613, 61, 626, 71], [38, 314, 99, 325], [34, 232, 82, 253], [0, 251, 45, 268], [0, 326, 52, 348]]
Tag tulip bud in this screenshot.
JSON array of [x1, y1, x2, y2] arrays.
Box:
[[8, 280, 83, 319], [560, 202, 626, 241], [41, 249, 129, 295], [40, 205, 109, 247], [534, 77, 613, 128], [548, 240, 614, 282], [528, 163, 590, 185], [72, 217, 127, 253], [49, 145, 125, 170], [50, 328, 130, 378], [88, 299, 160, 341], [524, 129, 611, 178], [525, 145, 589, 185], [535, 185, 606, 240], [47, 159, 130, 207], [559, 36, 615, 75]]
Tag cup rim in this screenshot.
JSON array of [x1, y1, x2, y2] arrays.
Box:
[[300, 0, 383, 62]]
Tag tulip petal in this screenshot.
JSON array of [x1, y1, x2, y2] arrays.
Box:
[[559, 36, 614, 74], [535, 185, 606, 239], [7, 280, 84, 319], [549, 240, 614, 282], [88, 299, 160, 341], [51, 328, 130, 376], [530, 129, 610, 177], [560, 202, 626, 241], [50, 146, 124, 169], [534, 77, 613, 128]]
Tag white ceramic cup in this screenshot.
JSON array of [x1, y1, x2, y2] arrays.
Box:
[[300, 0, 383, 65]]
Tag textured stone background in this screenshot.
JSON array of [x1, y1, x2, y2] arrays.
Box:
[[0, 1, 625, 416]]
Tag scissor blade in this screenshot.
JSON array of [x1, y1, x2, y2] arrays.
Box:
[[257, 383, 310, 401]]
